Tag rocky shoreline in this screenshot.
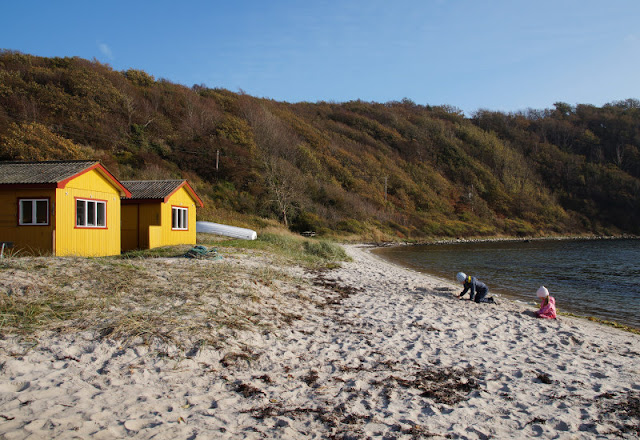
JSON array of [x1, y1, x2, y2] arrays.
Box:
[[370, 233, 640, 247]]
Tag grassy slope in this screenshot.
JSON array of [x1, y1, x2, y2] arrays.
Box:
[[0, 233, 350, 347], [1, 52, 639, 240]]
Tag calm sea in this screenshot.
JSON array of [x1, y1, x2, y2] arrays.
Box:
[[372, 238, 640, 329]]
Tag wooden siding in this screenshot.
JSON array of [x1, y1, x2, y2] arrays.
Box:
[[120, 203, 161, 251], [148, 226, 163, 249], [160, 187, 197, 247], [0, 188, 56, 254], [121, 204, 139, 252], [55, 169, 122, 256], [120, 182, 200, 251]]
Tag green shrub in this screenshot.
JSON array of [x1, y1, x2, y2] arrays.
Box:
[[303, 240, 348, 261], [290, 211, 325, 233], [336, 218, 365, 233], [502, 218, 536, 237], [222, 232, 349, 267]]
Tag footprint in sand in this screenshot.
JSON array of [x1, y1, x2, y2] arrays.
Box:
[[0, 381, 30, 392], [124, 418, 159, 432], [554, 420, 572, 431]]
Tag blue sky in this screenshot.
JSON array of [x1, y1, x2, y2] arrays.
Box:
[[2, 0, 639, 115]]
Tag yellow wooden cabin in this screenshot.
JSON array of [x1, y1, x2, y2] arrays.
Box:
[[0, 160, 131, 257], [120, 180, 204, 251]]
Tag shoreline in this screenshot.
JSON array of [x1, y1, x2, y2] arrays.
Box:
[[1, 244, 639, 438], [369, 238, 640, 333], [367, 233, 640, 247]]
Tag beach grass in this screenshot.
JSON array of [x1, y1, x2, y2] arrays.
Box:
[[200, 231, 351, 268], [0, 233, 350, 348]]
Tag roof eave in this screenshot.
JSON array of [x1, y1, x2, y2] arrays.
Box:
[[164, 181, 204, 207], [57, 163, 132, 197]]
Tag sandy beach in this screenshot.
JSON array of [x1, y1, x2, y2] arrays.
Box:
[[1, 244, 639, 439]]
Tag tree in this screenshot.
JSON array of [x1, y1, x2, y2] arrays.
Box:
[[262, 156, 303, 227], [553, 102, 574, 118]]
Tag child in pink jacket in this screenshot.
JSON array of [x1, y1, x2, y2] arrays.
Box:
[[535, 286, 556, 319]]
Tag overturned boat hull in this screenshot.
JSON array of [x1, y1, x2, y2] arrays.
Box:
[[196, 221, 257, 240]]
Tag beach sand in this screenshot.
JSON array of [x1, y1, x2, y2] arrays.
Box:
[[1, 244, 639, 439]]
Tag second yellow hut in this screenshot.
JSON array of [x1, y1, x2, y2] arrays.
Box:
[[121, 180, 204, 252]]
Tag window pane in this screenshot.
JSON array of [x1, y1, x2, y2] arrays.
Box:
[[96, 202, 106, 227], [172, 208, 178, 229], [35, 200, 48, 224], [21, 200, 33, 224], [87, 201, 96, 226], [76, 200, 85, 226], [181, 209, 187, 229]]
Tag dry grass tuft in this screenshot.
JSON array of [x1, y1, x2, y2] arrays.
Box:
[[1, 237, 347, 351]]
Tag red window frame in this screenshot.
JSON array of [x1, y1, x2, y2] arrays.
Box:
[[171, 205, 188, 231], [74, 197, 108, 229], [17, 197, 50, 226]]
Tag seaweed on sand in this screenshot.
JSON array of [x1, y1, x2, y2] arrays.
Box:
[[373, 365, 482, 405], [309, 270, 363, 307]]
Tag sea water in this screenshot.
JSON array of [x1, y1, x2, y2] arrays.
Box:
[[373, 238, 640, 329]]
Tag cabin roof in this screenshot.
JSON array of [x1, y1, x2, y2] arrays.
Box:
[[0, 160, 99, 184], [0, 160, 131, 197], [122, 180, 204, 207], [122, 180, 186, 199]]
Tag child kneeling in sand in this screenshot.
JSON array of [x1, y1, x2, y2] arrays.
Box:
[[456, 272, 496, 304], [535, 286, 556, 319]]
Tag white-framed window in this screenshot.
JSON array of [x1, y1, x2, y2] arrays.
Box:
[[19, 198, 49, 225], [76, 198, 106, 228], [172, 206, 188, 230]]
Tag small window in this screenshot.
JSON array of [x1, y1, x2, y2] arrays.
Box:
[[87, 201, 96, 226], [76, 199, 107, 228], [172, 206, 188, 230], [19, 199, 49, 225], [96, 202, 106, 227]]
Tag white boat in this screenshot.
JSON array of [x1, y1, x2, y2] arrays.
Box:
[[196, 221, 257, 240]]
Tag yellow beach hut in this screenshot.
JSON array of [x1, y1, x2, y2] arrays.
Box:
[[0, 160, 131, 256], [120, 180, 204, 251]]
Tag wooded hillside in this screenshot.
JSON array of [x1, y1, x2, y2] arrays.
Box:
[[1, 51, 639, 239]]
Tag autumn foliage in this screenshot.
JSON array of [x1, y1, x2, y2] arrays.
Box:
[[1, 50, 639, 238]]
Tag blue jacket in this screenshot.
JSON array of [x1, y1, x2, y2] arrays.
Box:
[[460, 276, 488, 301]]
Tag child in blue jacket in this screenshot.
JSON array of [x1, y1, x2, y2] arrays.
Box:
[[456, 272, 496, 304]]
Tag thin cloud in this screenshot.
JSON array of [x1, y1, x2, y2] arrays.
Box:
[[99, 43, 113, 60]]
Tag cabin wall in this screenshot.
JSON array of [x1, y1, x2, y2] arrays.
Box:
[[55, 169, 122, 257], [121, 204, 139, 252], [160, 187, 197, 247], [138, 203, 161, 249], [0, 188, 56, 255]]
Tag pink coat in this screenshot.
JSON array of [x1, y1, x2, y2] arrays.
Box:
[[536, 296, 556, 319]]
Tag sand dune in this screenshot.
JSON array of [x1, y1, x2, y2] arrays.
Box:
[[1, 244, 638, 439]]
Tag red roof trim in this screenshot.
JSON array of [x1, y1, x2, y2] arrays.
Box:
[[165, 181, 204, 207], [57, 163, 132, 197], [56, 162, 97, 188]]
